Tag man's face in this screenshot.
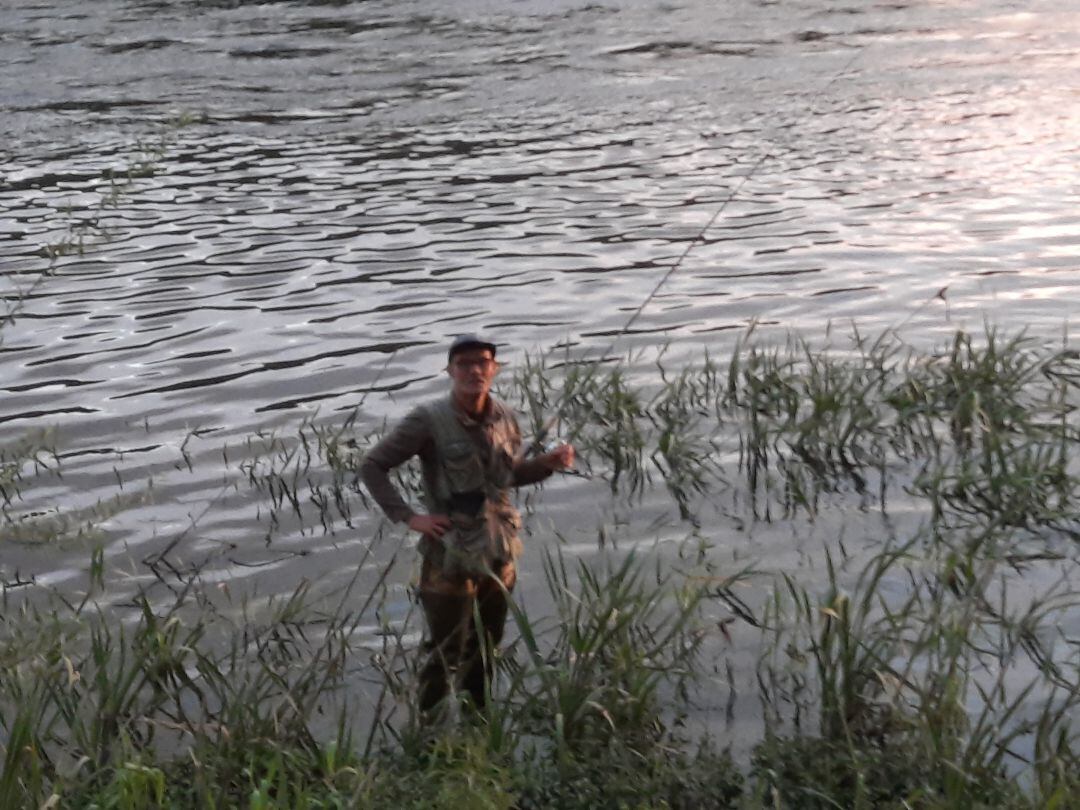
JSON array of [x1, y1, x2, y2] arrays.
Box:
[[448, 348, 498, 399]]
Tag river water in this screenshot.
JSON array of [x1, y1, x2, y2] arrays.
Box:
[[2, 0, 1079, 746]]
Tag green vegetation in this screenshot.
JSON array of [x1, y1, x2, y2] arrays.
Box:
[[4, 323, 1080, 807]]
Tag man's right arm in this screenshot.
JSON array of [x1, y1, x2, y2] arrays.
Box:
[[359, 408, 430, 524], [359, 408, 452, 538]]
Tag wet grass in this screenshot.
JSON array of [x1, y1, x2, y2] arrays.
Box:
[[2, 324, 1080, 807]]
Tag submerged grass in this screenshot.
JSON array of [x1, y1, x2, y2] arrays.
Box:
[[3, 324, 1080, 807]]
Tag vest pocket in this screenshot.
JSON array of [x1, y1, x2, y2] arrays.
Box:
[[491, 447, 516, 488], [442, 441, 486, 494], [486, 501, 523, 561]]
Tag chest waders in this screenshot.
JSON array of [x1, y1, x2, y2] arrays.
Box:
[[422, 397, 523, 578]]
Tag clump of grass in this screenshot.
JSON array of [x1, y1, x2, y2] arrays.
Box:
[[362, 542, 747, 810], [0, 533, 745, 808], [752, 533, 1080, 809], [514, 326, 1080, 543], [514, 736, 743, 810], [238, 414, 369, 543], [0, 571, 370, 807], [501, 549, 709, 749], [0, 431, 59, 515], [358, 731, 517, 810], [513, 349, 727, 515]]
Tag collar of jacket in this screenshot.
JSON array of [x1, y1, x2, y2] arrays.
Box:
[[450, 393, 502, 428]]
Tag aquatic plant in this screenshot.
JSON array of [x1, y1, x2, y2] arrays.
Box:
[[1, 324, 1079, 807], [752, 530, 1080, 809]]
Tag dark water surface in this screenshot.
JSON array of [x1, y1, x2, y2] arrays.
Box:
[[2, 0, 1079, 744]]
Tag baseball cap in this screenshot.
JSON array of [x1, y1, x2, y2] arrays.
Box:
[[448, 333, 498, 363]]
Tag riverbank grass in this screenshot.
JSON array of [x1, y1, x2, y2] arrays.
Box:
[[3, 326, 1080, 807]]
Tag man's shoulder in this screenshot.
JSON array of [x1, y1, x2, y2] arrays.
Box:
[[488, 398, 523, 436], [386, 398, 446, 437], [488, 396, 519, 420], [413, 394, 519, 429], [415, 394, 454, 420]]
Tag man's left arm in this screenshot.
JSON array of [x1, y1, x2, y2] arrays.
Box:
[[509, 414, 575, 486]]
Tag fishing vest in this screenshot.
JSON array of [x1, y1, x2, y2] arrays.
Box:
[[420, 395, 523, 576]]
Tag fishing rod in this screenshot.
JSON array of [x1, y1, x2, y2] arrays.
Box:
[[523, 152, 773, 458], [524, 43, 868, 460]]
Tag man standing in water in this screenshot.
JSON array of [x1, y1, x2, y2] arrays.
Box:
[[360, 335, 574, 717]]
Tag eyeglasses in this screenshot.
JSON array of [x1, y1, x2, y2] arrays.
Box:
[[451, 357, 498, 372]]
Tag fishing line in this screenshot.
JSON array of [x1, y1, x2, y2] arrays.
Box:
[[527, 43, 868, 455]]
